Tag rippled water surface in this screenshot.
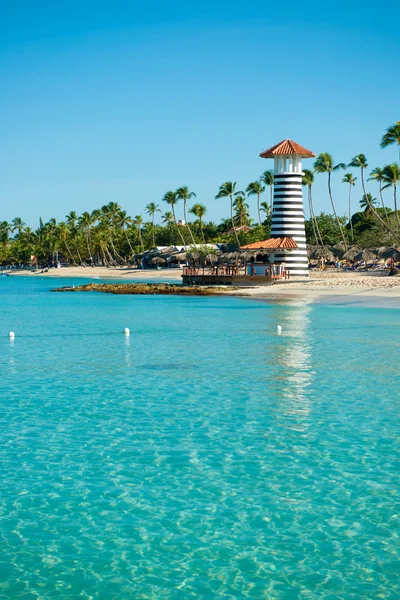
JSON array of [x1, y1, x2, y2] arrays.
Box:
[[0, 277, 399, 599]]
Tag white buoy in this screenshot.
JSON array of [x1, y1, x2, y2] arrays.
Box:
[[277, 325, 282, 334], [124, 328, 130, 336], [9, 331, 15, 339]]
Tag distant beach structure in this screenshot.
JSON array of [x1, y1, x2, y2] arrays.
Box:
[[260, 139, 316, 276]]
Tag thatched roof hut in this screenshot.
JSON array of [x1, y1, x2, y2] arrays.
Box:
[[378, 247, 400, 261], [151, 256, 166, 265], [310, 247, 334, 261], [353, 249, 376, 263]]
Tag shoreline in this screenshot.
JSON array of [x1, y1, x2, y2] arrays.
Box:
[[8, 266, 400, 307]]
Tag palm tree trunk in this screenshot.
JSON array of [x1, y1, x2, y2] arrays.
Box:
[[308, 190, 319, 246], [184, 200, 196, 247], [394, 184, 400, 229], [137, 226, 145, 253], [257, 193, 261, 225], [171, 206, 187, 249], [199, 218, 207, 246], [74, 242, 83, 265], [379, 186, 389, 221], [152, 215, 156, 248], [270, 185, 273, 207], [230, 195, 240, 247], [124, 229, 135, 256], [348, 186, 354, 242], [309, 188, 324, 247], [64, 241, 77, 266], [328, 172, 347, 247]]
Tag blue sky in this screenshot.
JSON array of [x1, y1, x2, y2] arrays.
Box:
[[1, 0, 399, 227]]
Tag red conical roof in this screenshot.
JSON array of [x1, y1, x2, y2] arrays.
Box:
[[260, 139, 315, 158]]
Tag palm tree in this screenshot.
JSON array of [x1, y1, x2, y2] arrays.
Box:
[[246, 181, 265, 225], [145, 202, 161, 248], [65, 211, 83, 265], [189, 203, 207, 244], [118, 210, 135, 257], [0, 221, 12, 245], [314, 153, 347, 246], [381, 122, 400, 162], [133, 215, 145, 253], [162, 190, 187, 248], [176, 187, 197, 245], [368, 167, 389, 221], [382, 164, 400, 229], [260, 170, 274, 207], [215, 181, 244, 246], [11, 218, 26, 237], [349, 155, 400, 237], [260, 201, 271, 218], [57, 222, 76, 265], [342, 173, 357, 242], [233, 196, 250, 228], [78, 211, 95, 265], [303, 169, 324, 247], [360, 193, 378, 214], [162, 211, 174, 225]]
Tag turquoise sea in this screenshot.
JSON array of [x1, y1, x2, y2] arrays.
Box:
[[0, 277, 399, 599]]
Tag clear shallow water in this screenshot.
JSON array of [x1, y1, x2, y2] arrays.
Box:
[[0, 277, 399, 599]]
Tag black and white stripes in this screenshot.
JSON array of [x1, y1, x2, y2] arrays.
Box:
[[271, 173, 308, 276]]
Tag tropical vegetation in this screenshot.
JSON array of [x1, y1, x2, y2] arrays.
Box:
[[1, 122, 400, 266]]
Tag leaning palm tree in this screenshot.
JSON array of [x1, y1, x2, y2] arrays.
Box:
[[215, 181, 244, 246], [314, 153, 347, 246], [368, 167, 389, 221], [162, 191, 187, 248], [189, 203, 207, 244], [176, 187, 197, 245], [382, 164, 400, 229], [246, 181, 265, 225], [260, 170, 274, 207], [381, 121, 400, 162], [342, 173, 357, 242], [145, 202, 161, 248], [133, 215, 145, 253], [303, 169, 324, 247]]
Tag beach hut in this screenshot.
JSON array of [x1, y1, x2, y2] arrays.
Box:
[[240, 237, 298, 276], [259, 139, 316, 276]]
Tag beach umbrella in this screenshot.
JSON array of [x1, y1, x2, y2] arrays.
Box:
[[353, 249, 376, 263], [306, 244, 317, 258], [310, 247, 334, 261], [378, 247, 400, 261], [173, 252, 187, 261], [331, 242, 347, 258], [151, 256, 166, 265], [343, 247, 360, 261]]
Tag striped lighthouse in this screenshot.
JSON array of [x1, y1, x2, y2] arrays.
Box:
[[260, 139, 315, 276]]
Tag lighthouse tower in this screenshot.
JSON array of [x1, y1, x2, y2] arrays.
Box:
[[260, 139, 315, 276]]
